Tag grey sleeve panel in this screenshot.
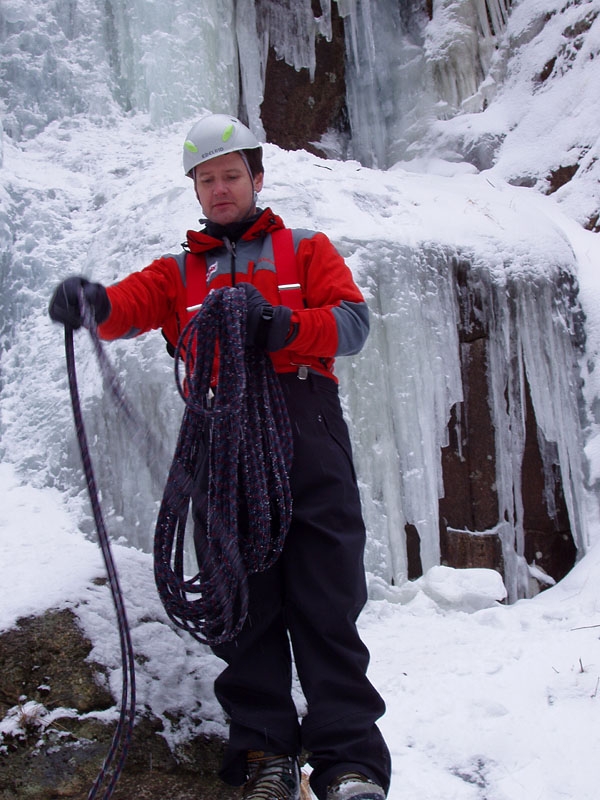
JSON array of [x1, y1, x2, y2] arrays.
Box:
[[332, 300, 370, 356], [290, 228, 318, 247], [162, 251, 187, 283]]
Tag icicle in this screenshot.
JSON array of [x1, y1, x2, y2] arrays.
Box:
[[316, 0, 333, 42], [517, 273, 588, 555], [484, 0, 511, 36], [340, 0, 436, 168], [338, 243, 464, 581], [236, 0, 266, 140], [335, 0, 361, 67], [251, 0, 328, 81]]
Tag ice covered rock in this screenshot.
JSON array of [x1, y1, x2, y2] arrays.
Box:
[[418, 565, 507, 611]]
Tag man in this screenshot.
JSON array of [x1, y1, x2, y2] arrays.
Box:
[[49, 113, 391, 800]]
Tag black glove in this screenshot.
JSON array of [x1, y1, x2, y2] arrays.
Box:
[[49, 276, 110, 329], [239, 282, 293, 352]]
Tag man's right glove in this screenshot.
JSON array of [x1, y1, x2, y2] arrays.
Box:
[[49, 276, 110, 329]]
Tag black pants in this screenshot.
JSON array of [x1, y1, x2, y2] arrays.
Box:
[[193, 372, 391, 800]]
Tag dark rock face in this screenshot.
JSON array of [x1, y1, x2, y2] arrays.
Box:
[[259, 2, 348, 157], [0, 609, 236, 800], [439, 333, 506, 578], [0, 608, 113, 717], [546, 164, 579, 194], [436, 262, 579, 590]]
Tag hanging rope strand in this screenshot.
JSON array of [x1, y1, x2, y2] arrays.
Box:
[[154, 286, 293, 646], [64, 301, 136, 800]]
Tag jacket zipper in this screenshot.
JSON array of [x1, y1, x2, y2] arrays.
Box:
[[223, 236, 236, 286]]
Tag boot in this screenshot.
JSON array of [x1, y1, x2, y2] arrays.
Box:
[[326, 772, 386, 800], [242, 751, 301, 800]]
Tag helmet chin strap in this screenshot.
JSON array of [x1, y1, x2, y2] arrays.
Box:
[[240, 151, 259, 219]]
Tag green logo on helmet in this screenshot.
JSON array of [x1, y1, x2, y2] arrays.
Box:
[[222, 124, 235, 142], [184, 140, 198, 153]]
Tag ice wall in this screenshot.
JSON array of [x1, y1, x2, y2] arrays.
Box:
[[0, 0, 335, 142], [0, 0, 239, 137], [336, 240, 587, 600], [0, 0, 511, 165], [102, 0, 239, 125], [331, 0, 512, 167], [337, 242, 463, 580], [0, 0, 114, 139]]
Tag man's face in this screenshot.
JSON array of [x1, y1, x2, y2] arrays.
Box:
[[194, 151, 263, 226]]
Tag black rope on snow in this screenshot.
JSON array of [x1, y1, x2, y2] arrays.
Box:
[[153, 286, 293, 647], [64, 299, 136, 800]]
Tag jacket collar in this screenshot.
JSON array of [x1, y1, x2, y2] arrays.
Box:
[[186, 207, 285, 254]]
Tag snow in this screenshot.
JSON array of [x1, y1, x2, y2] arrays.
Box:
[[0, 462, 102, 627], [2, 456, 600, 798], [2, 0, 600, 797]]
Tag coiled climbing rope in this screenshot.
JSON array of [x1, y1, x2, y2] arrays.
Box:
[[154, 286, 293, 646]]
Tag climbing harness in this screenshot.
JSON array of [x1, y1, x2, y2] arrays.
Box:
[[154, 285, 293, 646], [185, 228, 304, 314], [64, 299, 136, 800]]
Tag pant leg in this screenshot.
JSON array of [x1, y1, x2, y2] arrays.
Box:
[[278, 374, 391, 799], [191, 421, 300, 787], [210, 563, 302, 785], [192, 372, 391, 794]]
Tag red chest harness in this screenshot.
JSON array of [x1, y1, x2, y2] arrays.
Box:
[[186, 228, 304, 314]]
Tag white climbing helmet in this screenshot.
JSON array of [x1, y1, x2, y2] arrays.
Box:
[[183, 114, 262, 177]]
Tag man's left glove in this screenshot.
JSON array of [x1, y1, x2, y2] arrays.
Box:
[[240, 282, 294, 352], [49, 276, 110, 329]]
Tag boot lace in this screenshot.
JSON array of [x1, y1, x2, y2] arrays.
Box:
[[243, 752, 300, 800]]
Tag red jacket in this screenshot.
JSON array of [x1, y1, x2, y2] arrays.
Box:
[[99, 208, 369, 382]]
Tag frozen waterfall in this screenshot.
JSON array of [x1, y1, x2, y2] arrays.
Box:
[[330, 174, 588, 600], [0, 0, 511, 167], [0, 0, 596, 601]]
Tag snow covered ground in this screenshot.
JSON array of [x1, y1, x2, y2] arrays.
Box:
[[2, 452, 600, 799]]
